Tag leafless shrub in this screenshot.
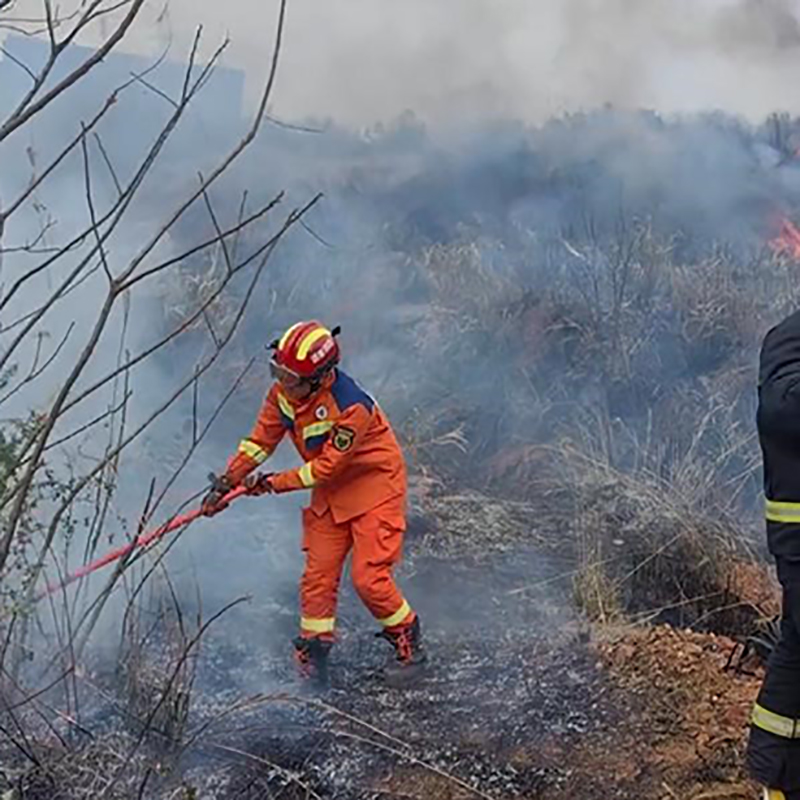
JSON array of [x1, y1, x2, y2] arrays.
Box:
[[118, 582, 194, 748], [4, 732, 152, 800], [418, 241, 515, 318], [0, 0, 314, 793]]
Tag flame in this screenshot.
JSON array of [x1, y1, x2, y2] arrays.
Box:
[[771, 216, 800, 259]]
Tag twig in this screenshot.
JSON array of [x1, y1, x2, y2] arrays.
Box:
[[131, 74, 178, 109], [81, 124, 114, 283], [92, 133, 122, 197], [265, 114, 325, 134], [210, 743, 324, 800], [299, 218, 334, 248], [0, 0, 146, 143], [0, 45, 35, 81], [100, 597, 250, 795], [0, 322, 74, 406]]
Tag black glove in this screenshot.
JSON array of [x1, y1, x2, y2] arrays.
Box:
[[243, 472, 275, 495], [202, 472, 232, 516]]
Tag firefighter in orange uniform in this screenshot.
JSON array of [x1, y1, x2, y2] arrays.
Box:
[[202, 321, 426, 686]]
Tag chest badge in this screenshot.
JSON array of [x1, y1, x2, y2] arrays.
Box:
[[315, 405, 328, 420]]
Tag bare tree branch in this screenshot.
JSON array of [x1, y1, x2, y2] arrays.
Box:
[[0, 323, 74, 406], [15, 193, 319, 588], [0, 45, 35, 81], [1, 262, 101, 333], [111, 0, 289, 291], [0, 0, 146, 143], [80, 124, 114, 283], [118, 193, 283, 292], [199, 173, 234, 276], [0, 48, 220, 375], [0, 218, 57, 256], [52, 194, 287, 414], [92, 133, 123, 198]]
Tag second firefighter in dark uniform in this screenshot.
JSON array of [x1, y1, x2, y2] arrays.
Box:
[[748, 309, 800, 800]]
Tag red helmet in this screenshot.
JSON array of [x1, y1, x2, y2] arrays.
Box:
[[270, 321, 340, 384]]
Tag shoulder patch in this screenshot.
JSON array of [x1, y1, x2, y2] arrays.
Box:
[[331, 370, 375, 413], [332, 426, 356, 452]]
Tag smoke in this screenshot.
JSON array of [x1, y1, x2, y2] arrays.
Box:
[[127, 0, 800, 126], [3, 0, 799, 729]]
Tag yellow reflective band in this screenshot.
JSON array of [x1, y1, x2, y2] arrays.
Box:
[[766, 499, 800, 523], [301, 616, 335, 634], [766, 791, 787, 800], [297, 327, 330, 360], [237, 439, 270, 464], [752, 703, 800, 739], [279, 322, 303, 351], [303, 421, 333, 440], [277, 393, 295, 420], [299, 462, 316, 487], [379, 600, 412, 628]]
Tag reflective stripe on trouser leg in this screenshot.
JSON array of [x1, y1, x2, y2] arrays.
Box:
[[350, 497, 412, 624], [301, 616, 336, 635], [766, 499, 800, 523], [300, 507, 352, 639], [747, 581, 800, 792], [379, 599, 413, 628], [752, 704, 800, 739]]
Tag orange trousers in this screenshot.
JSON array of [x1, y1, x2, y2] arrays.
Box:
[[299, 494, 414, 640]]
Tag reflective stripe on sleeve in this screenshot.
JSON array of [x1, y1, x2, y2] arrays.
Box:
[[299, 462, 316, 488], [238, 439, 270, 464]]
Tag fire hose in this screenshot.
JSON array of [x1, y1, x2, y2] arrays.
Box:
[[35, 479, 268, 602]]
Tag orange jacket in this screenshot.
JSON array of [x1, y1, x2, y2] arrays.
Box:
[[225, 369, 407, 523]]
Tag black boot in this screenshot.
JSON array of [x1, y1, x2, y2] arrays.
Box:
[[293, 637, 332, 689], [377, 616, 427, 688]]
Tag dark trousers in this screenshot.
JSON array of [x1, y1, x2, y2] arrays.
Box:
[[747, 574, 800, 790]]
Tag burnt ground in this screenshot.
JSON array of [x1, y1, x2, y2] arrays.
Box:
[[1, 492, 764, 799], [168, 549, 689, 800]]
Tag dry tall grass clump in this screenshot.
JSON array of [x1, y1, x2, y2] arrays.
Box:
[[548, 445, 770, 637]]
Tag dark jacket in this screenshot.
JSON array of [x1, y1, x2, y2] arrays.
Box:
[[758, 309, 800, 565]]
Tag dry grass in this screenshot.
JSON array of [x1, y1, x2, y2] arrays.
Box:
[[5, 733, 153, 800], [546, 444, 766, 637]]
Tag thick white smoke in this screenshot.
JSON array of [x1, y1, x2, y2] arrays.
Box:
[[6, 0, 800, 125], [129, 0, 800, 125]]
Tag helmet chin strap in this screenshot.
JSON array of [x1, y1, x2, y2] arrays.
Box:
[[305, 360, 339, 395]]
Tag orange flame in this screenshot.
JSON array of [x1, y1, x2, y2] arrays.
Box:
[[771, 216, 800, 259]]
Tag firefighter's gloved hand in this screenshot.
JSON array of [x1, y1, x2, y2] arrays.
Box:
[[244, 472, 275, 495], [202, 472, 232, 516]]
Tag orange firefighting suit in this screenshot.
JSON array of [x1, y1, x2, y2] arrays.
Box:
[[224, 368, 415, 639]]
